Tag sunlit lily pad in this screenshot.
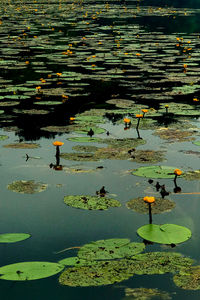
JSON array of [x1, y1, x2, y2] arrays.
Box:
[[7, 180, 47, 194], [193, 141, 200, 146], [173, 266, 200, 290], [0, 261, 64, 281], [63, 195, 121, 210], [137, 224, 191, 244], [58, 257, 96, 267], [132, 166, 178, 178], [0, 233, 30, 243], [3, 143, 40, 149], [126, 197, 175, 214], [78, 239, 145, 260], [124, 287, 171, 300]]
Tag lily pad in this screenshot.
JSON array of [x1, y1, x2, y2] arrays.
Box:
[[131, 251, 193, 275], [67, 137, 103, 143], [193, 141, 200, 146], [61, 152, 98, 161], [0, 233, 30, 243], [173, 266, 200, 290], [78, 238, 145, 260], [72, 145, 99, 152], [0, 262, 64, 281], [154, 128, 195, 142], [183, 170, 200, 180], [63, 195, 121, 210], [137, 224, 191, 244], [126, 197, 175, 214], [7, 180, 47, 194], [132, 166, 178, 178], [124, 287, 172, 300], [3, 143, 40, 149], [131, 150, 165, 163], [0, 135, 9, 141], [58, 257, 96, 267]]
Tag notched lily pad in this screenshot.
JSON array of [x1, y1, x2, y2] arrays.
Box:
[[0, 233, 31, 243], [126, 197, 175, 214], [3, 143, 40, 149], [63, 195, 121, 210], [0, 261, 64, 281], [137, 224, 191, 244], [132, 166, 178, 179], [173, 266, 200, 290], [124, 287, 172, 300], [78, 238, 145, 260], [7, 180, 47, 194]]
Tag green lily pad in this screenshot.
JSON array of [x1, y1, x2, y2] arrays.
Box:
[[0, 135, 9, 141], [59, 260, 134, 287], [78, 239, 145, 261], [0, 233, 30, 243], [63, 195, 121, 210], [124, 287, 172, 300], [67, 137, 103, 143], [193, 141, 200, 146], [126, 197, 175, 214], [137, 224, 191, 244], [183, 170, 200, 180], [74, 126, 106, 135], [132, 166, 179, 179], [58, 257, 96, 267], [75, 115, 105, 124], [130, 252, 194, 275], [173, 266, 200, 290], [34, 101, 62, 105], [3, 143, 40, 149], [7, 180, 48, 194], [0, 262, 64, 281]]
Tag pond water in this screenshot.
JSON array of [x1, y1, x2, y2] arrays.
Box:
[[0, 0, 200, 299]]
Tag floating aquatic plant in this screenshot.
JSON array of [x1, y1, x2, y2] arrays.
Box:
[[7, 180, 47, 194], [0, 233, 30, 243], [132, 166, 179, 179]]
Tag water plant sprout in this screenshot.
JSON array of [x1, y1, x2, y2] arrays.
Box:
[[143, 196, 155, 224]]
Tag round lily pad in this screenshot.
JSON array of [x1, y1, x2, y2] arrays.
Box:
[[126, 197, 175, 214], [63, 195, 121, 210], [58, 257, 96, 267], [78, 238, 145, 260], [0, 261, 64, 281], [132, 166, 179, 179], [0, 233, 30, 243], [7, 180, 47, 194], [3, 143, 40, 149], [173, 266, 200, 290], [137, 224, 191, 244]]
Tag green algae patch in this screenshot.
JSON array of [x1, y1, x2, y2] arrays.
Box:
[[126, 197, 175, 214], [130, 252, 194, 275], [3, 143, 40, 149], [63, 195, 121, 210], [59, 259, 135, 287], [0, 262, 64, 281], [153, 128, 195, 142], [0, 233, 30, 243], [132, 166, 178, 179], [68, 137, 103, 143], [131, 150, 165, 164], [78, 239, 145, 261], [60, 152, 98, 162], [0, 135, 9, 141], [124, 287, 172, 300], [137, 224, 191, 245], [183, 170, 200, 180], [7, 180, 47, 194], [173, 266, 200, 290]]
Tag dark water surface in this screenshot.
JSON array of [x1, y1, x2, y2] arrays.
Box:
[[0, 0, 200, 299]]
